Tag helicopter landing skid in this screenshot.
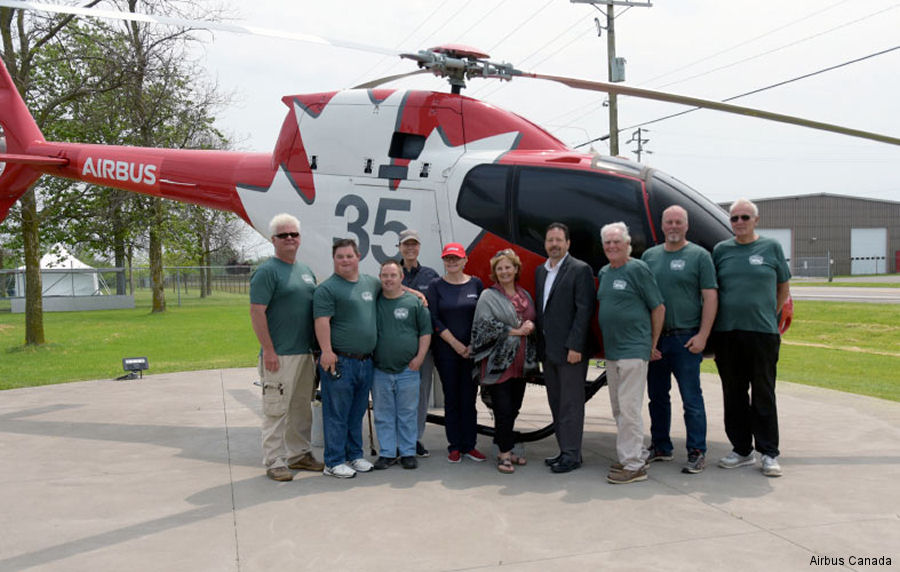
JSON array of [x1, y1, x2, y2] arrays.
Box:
[[425, 370, 608, 443]]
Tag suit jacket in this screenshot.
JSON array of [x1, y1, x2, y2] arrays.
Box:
[[534, 254, 596, 364]]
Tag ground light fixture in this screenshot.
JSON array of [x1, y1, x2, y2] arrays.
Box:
[[116, 357, 149, 380]]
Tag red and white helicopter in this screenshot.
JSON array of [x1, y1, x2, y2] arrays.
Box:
[[3, 28, 897, 282], [2, 2, 897, 439]]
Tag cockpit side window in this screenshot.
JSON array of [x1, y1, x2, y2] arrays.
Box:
[[456, 164, 512, 239], [515, 167, 647, 270]]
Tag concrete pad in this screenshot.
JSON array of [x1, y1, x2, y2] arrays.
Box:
[[0, 368, 897, 571]]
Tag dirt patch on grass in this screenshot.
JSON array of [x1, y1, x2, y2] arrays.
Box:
[[782, 340, 900, 358]]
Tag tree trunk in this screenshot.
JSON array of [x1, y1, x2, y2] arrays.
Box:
[[127, 247, 134, 295], [112, 193, 127, 295], [21, 188, 45, 345], [149, 197, 166, 313], [203, 232, 212, 297]]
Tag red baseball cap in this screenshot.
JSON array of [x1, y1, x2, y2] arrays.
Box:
[[441, 242, 466, 258]]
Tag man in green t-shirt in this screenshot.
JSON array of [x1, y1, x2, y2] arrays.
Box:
[[249, 213, 324, 482], [371, 260, 432, 470], [641, 205, 718, 475], [313, 238, 381, 479], [597, 222, 665, 485], [713, 198, 791, 478]]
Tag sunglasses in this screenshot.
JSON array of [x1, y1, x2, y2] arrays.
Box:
[[273, 232, 300, 239], [730, 214, 752, 222], [492, 248, 514, 258]]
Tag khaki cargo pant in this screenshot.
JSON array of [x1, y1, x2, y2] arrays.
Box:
[[259, 353, 316, 469]]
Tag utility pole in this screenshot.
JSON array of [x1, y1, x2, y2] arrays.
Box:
[[571, 1, 652, 156], [606, 7, 619, 156], [626, 127, 651, 162]]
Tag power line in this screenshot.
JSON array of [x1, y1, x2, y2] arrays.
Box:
[[545, 0, 864, 126], [572, 45, 900, 149], [471, 14, 590, 98], [640, 0, 850, 87], [456, 0, 511, 43], [653, 3, 899, 90], [348, 0, 452, 85], [486, 0, 556, 53]]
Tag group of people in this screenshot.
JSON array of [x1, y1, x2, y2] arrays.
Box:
[[250, 197, 790, 485]]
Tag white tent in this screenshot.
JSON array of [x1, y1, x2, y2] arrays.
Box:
[[14, 245, 101, 297]]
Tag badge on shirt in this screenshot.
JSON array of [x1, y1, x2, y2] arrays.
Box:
[[394, 308, 409, 320], [613, 279, 628, 290], [467, 294, 479, 299], [301, 274, 315, 284], [670, 259, 686, 271], [749, 255, 764, 266], [362, 291, 374, 301]]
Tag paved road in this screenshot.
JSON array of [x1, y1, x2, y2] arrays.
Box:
[[791, 286, 900, 303], [1, 368, 897, 571]]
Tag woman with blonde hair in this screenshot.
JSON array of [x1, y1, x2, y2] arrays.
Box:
[[471, 249, 537, 474]]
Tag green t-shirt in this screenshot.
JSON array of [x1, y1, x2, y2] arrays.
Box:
[[596, 259, 664, 361], [313, 273, 381, 355], [249, 257, 317, 355], [641, 242, 717, 331], [374, 292, 432, 374], [713, 236, 791, 334]]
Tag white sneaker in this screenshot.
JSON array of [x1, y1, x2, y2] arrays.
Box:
[[718, 451, 757, 469], [323, 463, 356, 479], [349, 458, 374, 473], [761, 454, 782, 477]]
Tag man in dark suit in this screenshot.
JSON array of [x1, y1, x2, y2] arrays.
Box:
[[534, 222, 596, 473]]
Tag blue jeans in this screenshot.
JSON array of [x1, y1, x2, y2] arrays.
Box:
[[372, 367, 421, 458], [647, 330, 707, 454], [319, 355, 373, 468]]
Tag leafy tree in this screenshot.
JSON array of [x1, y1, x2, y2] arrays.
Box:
[[1, 1, 230, 335], [1, 3, 128, 344]]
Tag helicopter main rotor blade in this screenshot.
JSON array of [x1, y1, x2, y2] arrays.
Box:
[[522, 72, 900, 147], [352, 69, 430, 90], [0, 0, 398, 56]]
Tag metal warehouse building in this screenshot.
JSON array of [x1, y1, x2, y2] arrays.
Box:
[[719, 194, 900, 277]]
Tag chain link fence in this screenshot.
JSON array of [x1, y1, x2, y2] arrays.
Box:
[[1, 265, 256, 311]]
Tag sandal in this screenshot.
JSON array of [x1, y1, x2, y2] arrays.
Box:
[[497, 456, 515, 474], [509, 454, 527, 466]]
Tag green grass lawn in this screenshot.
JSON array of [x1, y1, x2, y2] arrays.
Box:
[[2, 294, 898, 401], [0, 290, 257, 389], [701, 301, 900, 402], [792, 282, 900, 288]]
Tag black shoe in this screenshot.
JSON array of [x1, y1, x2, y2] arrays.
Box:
[[373, 456, 397, 470], [550, 458, 582, 474], [544, 453, 563, 467], [416, 441, 430, 458], [400, 456, 418, 469]]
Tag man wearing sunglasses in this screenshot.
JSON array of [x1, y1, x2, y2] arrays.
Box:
[[713, 198, 791, 478], [250, 213, 324, 481]]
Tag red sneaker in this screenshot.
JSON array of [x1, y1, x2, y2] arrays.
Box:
[[447, 450, 462, 463], [464, 449, 486, 462]]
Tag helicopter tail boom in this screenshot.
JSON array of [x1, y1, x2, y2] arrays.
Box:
[[0, 56, 274, 224]]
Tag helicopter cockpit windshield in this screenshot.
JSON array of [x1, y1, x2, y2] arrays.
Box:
[[457, 163, 652, 271]]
